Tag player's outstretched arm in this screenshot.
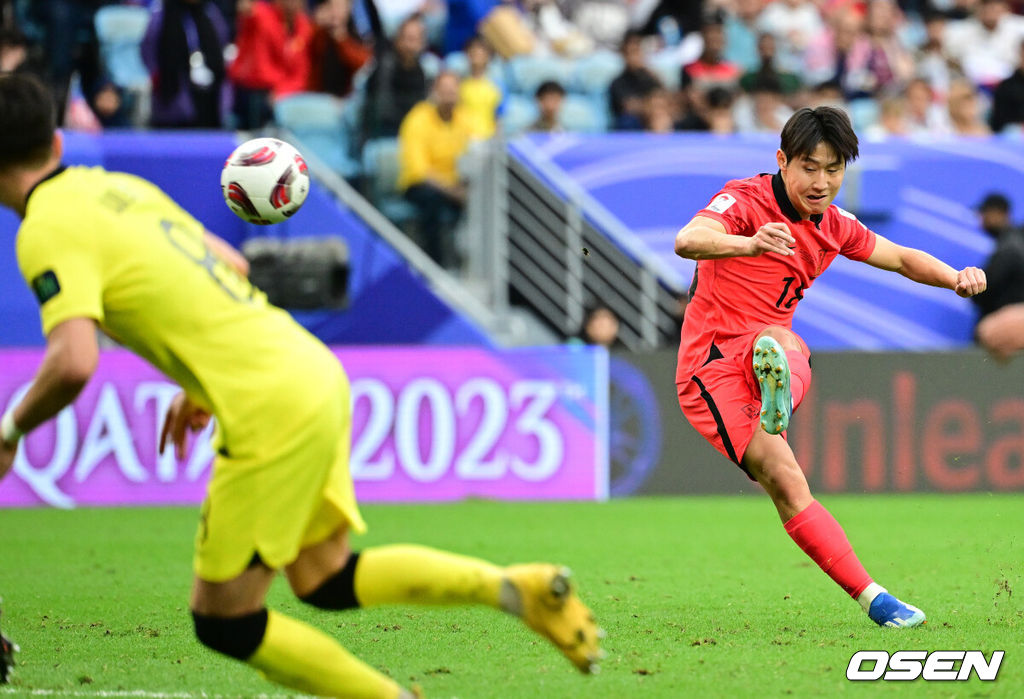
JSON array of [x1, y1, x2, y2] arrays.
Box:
[[0, 318, 98, 480], [864, 234, 987, 297], [675, 216, 795, 260]]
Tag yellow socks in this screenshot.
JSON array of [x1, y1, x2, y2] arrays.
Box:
[[244, 546, 506, 696], [248, 610, 402, 698], [354, 544, 504, 608]]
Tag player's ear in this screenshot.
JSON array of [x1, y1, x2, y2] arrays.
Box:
[[776, 148, 787, 172], [52, 130, 64, 161]]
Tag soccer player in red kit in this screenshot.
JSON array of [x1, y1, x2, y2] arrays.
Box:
[[675, 106, 987, 627]]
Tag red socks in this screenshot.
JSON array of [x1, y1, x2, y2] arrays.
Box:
[[786, 350, 811, 410], [784, 500, 872, 598]]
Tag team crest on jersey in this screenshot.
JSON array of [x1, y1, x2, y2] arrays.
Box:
[[707, 193, 737, 214], [31, 269, 61, 304]]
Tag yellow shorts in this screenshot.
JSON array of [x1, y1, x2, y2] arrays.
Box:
[[193, 369, 366, 582]]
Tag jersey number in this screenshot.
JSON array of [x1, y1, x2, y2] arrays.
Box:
[[775, 276, 806, 309], [160, 219, 255, 303]]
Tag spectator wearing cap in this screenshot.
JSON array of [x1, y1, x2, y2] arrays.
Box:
[[608, 29, 662, 130], [989, 39, 1024, 132], [973, 193, 1024, 361], [529, 79, 565, 132]]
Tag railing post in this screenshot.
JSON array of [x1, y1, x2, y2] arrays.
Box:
[[566, 199, 585, 336]]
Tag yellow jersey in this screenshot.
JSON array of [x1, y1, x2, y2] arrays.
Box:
[[459, 76, 502, 139], [396, 101, 473, 191], [16, 166, 341, 450]]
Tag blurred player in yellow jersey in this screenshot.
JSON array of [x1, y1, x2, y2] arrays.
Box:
[[0, 74, 602, 697]]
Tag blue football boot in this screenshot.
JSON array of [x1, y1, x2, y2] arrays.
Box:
[[753, 336, 791, 435], [868, 592, 927, 628]]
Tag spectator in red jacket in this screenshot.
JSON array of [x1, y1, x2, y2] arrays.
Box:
[[229, 0, 313, 129]]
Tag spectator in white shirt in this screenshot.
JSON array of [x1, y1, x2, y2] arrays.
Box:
[[944, 0, 1024, 89], [757, 0, 825, 74]]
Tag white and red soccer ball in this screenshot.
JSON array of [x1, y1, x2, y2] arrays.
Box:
[[221, 138, 310, 224]]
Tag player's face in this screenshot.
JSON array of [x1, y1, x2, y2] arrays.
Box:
[[777, 143, 845, 218]]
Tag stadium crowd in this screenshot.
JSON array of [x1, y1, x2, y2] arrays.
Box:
[[4, 0, 1024, 266]]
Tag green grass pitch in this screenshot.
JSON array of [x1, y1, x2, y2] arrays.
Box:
[[0, 494, 1021, 697]]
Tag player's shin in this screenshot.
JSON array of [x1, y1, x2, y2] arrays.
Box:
[[353, 544, 504, 607], [783, 500, 872, 598], [247, 610, 403, 698]]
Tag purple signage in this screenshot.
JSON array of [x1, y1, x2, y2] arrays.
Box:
[[0, 347, 608, 508]]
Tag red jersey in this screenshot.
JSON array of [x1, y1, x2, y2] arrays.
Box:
[[676, 172, 876, 381]]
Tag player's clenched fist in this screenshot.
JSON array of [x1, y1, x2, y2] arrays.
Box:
[[747, 222, 795, 257], [954, 266, 986, 298]]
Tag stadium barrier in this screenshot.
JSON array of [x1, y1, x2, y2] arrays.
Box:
[[0, 346, 608, 509], [610, 350, 1024, 495]]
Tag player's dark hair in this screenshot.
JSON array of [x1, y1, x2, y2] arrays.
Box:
[[779, 106, 859, 166], [0, 73, 55, 170]]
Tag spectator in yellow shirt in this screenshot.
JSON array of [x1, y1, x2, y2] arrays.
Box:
[[398, 71, 473, 268], [459, 36, 503, 139]]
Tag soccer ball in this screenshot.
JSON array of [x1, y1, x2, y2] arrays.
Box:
[[221, 138, 310, 224]]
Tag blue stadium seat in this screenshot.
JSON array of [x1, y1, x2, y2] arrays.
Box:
[[274, 93, 361, 179], [94, 5, 151, 90], [570, 50, 624, 96], [506, 55, 572, 96], [361, 138, 417, 226], [445, 51, 471, 76], [560, 94, 607, 133], [500, 94, 539, 135], [848, 98, 881, 132], [421, 53, 442, 81]]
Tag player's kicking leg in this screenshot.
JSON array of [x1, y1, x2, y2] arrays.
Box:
[[286, 528, 603, 678], [751, 326, 813, 435], [742, 429, 925, 628]]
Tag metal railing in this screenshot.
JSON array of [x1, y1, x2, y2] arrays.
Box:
[[466, 138, 685, 351]]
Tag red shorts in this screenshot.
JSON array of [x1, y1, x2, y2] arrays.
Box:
[[677, 333, 774, 477]]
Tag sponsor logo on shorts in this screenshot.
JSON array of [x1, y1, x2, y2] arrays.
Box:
[[846, 650, 1004, 681]]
